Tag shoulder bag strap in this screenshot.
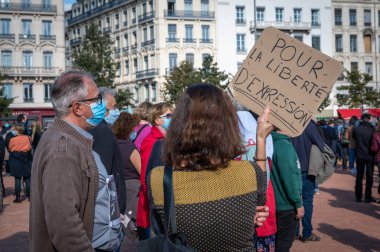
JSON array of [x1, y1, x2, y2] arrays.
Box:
[[132, 124, 149, 143], [163, 164, 177, 236]]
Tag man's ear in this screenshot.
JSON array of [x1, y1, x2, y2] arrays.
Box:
[[71, 103, 83, 117]]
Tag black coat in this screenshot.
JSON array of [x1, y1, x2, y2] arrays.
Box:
[[353, 121, 375, 160], [9, 151, 32, 177]]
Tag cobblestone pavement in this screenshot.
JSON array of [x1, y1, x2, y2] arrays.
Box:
[[0, 166, 379, 252]]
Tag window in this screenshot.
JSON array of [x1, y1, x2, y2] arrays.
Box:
[[365, 62, 373, 75], [351, 62, 358, 72], [335, 34, 343, 52], [237, 62, 243, 71], [2, 83, 12, 98], [169, 53, 177, 70], [185, 25, 193, 42], [42, 0, 51, 8], [168, 24, 176, 41], [42, 20, 52, 36], [133, 58, 138, 73], [144, 84, 149, 101], [350, 35, 357, 52], [364, 34, 372, 53], [151, 82, 156, 102], [22, 19, 32, 35], [378, 10, 380, 26], [236, 6, 245, 24], [186, 53, 194, 65], [202, 25, 209, 42], [125, 60, 129, 75], [201, 0, 209, 15], [0, 18, 10, 34], [335, 8, 342, 25], [236, 33, 246, 52], [115, 14, 119, 29], [364, 9, 371, 26], [337, 61, 344, 80], [24, 83, 33, 102], [184, 0, 192, 15], [135, 86, 139, 103], [144, 56, 148, 70], [123, 10, 128, 26], [168, 1, 175, 16], [294, 34, 303, 42], [255, 31, 261, 41], [293, 8, 302, 23], [44, 83, 52, 101], [202, 53, 210, 63], [22, 0, 31, 7], [311, 9, 320, 26], [257, 7, 265, 22], [312, 36, 320, 51], [142, 3, 147, 14], [0, 0, 10, 8], [43, 51, 53, 68], [275, 8, 284, 22], [349, 9, 357, 26], [22, 51, 32, 68], [150, 25, 154, 41], [143, 28, 148, 42], [1, 50, 11, 67]]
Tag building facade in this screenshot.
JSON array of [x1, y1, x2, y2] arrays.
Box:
[[332, 0, 380, 111], [65, 0, 216, 104], [0, 0, 65, 126]]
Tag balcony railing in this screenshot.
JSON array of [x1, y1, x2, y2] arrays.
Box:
[[123, 46, 129, 52], [0, 3, 56, 13], [70, 38, 81, 46], [256, 21, 311, 33], [103, 26, 111, 34], [136, 68, 159, 79], [183, 38, 196, 43], [131, 43, 137, 50], [166, 38, 179, 43], [164, 10, 215, 19], [138, 11, 154, 23], [24, 98, 34, 103], [141, 39, 155, 47], [236, 19, 246, 25], [0, 67, 61, 77], [40, 34, 56, 43], [0, 33, 15, 43], [19, 34, 36, 43], [200, 38, 213, 43], [67, 0, 127, 26], [123, 21, 128, 27]]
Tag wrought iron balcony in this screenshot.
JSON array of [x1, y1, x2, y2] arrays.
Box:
[[166, 38, 179, 43], [164, 10, 215, 20], [200, 38, 213, 43], [19, 34, 36, 43], [70, 38, 81, 46], [0, 33, 15, 43], [114, 48, 121, 57], [131, 43, 137, 50], [138, 11, 154, 23], [0, 67, 61, 77], [183, 38, 196, 43], [135, 68, 159, 80], [103, 26, 111, 34], [40, 35, 56, 43], [0, 3, 56, 13], [24, 98, 34, 103], [141, 39, 155, 47], [256, 21, 311, 33], [123, 46, 129, 52], [236, 19, 246, 25]]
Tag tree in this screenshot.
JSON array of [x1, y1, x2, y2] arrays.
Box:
[[318, 91, 331, 112], [163, 56, 229, 104], [0, 74, 14, 116], [115, 88, 134, 109], [337, 70, 379, 109], [72, 23, 118, 88]]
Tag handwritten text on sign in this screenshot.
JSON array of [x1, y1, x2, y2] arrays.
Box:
[[232, 27, 342, 137]]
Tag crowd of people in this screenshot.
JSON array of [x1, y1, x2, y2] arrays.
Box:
[[0, 70, 378, 252]]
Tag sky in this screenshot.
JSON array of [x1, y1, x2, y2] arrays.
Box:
[[64, 0, 75, 11]]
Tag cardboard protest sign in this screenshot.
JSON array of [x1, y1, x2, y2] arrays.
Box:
[[231, 27, 343, 137]]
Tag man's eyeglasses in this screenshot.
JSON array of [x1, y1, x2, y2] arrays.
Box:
[[159, 113, 172, 119], [69, 94, 103, 108]]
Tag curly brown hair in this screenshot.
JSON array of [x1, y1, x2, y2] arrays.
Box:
[[111, 112, 140, 139], [134, 101, 153, 121], [164, 83, 244, 171]]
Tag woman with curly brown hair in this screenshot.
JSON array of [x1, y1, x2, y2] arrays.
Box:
[[112, 112, 141, 250], [147, 84, 273, 251]]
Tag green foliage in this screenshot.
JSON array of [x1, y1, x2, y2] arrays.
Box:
[[163, 56, 229, 104], [72, 23, 118, 88], [116, 88, 134, 109], [0, 74, 13, 116], [337, 70, 379, 108], [318, 91, 331, 112]]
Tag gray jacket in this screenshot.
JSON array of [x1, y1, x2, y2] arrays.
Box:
[[308, 143, 335, 184]]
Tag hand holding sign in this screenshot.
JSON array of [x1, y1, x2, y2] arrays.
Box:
[[231, 27, 343, 137]]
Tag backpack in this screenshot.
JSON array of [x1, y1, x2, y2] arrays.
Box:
[[92, 152, 122, 251], [237, 139, 270, 189]]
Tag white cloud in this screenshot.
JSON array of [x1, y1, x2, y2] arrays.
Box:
[[64, 3, 72, 11]]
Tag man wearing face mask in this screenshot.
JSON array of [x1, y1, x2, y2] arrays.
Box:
[[30, 70, 106, 251], [89, 87, 126, 217]]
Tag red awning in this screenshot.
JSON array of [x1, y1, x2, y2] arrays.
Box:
[[337, 108, 380, 119]]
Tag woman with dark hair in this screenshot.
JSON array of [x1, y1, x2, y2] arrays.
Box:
[[147, 84, 273, 251], [112, 112, 141, 250]]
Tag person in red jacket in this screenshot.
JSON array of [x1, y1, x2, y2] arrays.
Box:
[[137, 102, 173, 239]]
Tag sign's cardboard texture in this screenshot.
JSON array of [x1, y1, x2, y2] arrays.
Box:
[[231, 27, 343, 137]]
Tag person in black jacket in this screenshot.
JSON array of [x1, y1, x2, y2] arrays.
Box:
[[353, 113, 375, 203], [89, 87, 126, 215]]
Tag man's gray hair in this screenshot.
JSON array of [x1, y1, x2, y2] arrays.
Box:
[[99, 87, 117, 98], [51, 70, 95, 117]]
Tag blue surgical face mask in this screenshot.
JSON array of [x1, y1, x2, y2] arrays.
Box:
[[81, 101, 106, 127], [105, 108, 120, 126], [130, 131, 137, 141], [5, 123, 10, 128], [162, 118, 171, 131], [11, 130, 17, 136]]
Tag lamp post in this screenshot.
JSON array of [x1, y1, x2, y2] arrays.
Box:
[[249, 0, 257, 42]]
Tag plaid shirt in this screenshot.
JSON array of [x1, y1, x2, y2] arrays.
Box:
[[371, 132, 380, 163]]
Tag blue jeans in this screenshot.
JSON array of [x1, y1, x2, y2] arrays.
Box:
[[297, 172, 315, 239], [348, 148, 356, 170]]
